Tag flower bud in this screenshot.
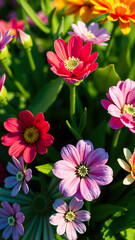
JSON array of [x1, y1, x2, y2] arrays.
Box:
[[0, 46, 9, 61], [17, 30, 33, 50], [0, 74, 7, 103]]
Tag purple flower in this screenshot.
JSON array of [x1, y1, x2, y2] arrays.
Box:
[[4, 156, 32, 196], [0, 201, 24, 240], [0, 30, 13, 51], [0, 0, 5, 8], [0, 73, 6, 92], [49, 198, 90, 240], [53, 140, 113, 201], [68, 21, 110, 45]]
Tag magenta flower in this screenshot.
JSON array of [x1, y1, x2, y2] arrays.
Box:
[[28, 10, 48, 26], [0, 29, 13, 51], [49, 198, 90, 240], [0, 73, 6, 91], [0, 201, 24, 240], [4, 156, 32, 196], [53, 140, 113, 201], [68, 21, 110, 45], [101, 79, 135, 133], [46, 36, 98, 84]]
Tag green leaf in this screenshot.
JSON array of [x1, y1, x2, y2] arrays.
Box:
[[36, 163, 54, 177], [28, 78, 63, 115], [120, 228, 135, 240], [79, 107, 87, 133], [40, 0, 52, 15], [17, 0, 50, 33], [93, 64, 120, 93], [90, 120, 107, 148]]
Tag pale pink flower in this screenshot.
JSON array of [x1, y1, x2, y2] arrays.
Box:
[[101, 79, 135, 133], [118, 148, 135, 185], [49, 198, 90, 240], [68, 21, 110, 45], [53, 140, 113, 201]]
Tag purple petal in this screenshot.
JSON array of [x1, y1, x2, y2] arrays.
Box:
[[7, 162, 19, 175], [72, 219, 86, 234], [12, 224, 19, 240], [16, 212, 25, 224], [88, 22, 99, 33], [4, 176, 17, 188], [69, 198, 84, 212], [1, 201, 14, 215], [24, 169, 32, 181], [66, 222, 77, 240], [61, 144, 81, 166], [127, 87, 135, 104], [75, 210, 91, 221], [12, 156, 23, 171], [76, 140, 94, 164], [90, 165, 113, 185], [74, 186, 84, 201], [101, 99, 112, 110], [53, 199, 68, 213], [85, 148, 108, 167], [59, 177, 80, 198], [16, 223, 24, 235], [12, 203, 20, 215], [11, 183, 21, 196], [0, 74, 6, 92], [18, 156, 24, 171], [0, 208, 10, 218], [53, 160, 75, 179], [109, 117, 124, 129], [0, 219, 8, 230], [2, 225, 13, 240], [49, 213, 65, 225], [57, 218, 67, 235], [80, 178, 101, 201], [23, 180, 29, 194]]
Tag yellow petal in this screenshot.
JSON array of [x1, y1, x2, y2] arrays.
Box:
[[119, 19, 131, 34], [79, 6, 94, 23], [117, 158, 131, 172], [123, 174, 134, 185]]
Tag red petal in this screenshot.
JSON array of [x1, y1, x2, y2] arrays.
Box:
[[40, 134, 54, 146], [46, 51, 61, 68], [1, 133, 22, 146], [35, 112, 45, 123], [23, 144, 37, 163], [4, 118, 25, 133], [19, 110, 34, 127], [59, 62, 72, 76], [36, 141, 47, 154], [8, 140, 26, 157], [68, 36, 82, 58], [54, 39, 68, 61], [79, 42, 92, 63]]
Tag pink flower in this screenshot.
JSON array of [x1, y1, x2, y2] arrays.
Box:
[[53, 140, 113, 201], [9, 18, 25, 37], [117, 148, 135, 185], [49, 198, 90, 240], [0, 30, 13, 51], [68, 21, 110, 45], [4, 156, 32, 196], [101, 79, 135, 133], [46, 36, 98, 84], [0, 73, 6, 91], [28, 10, 48, 26], [1, 110, 54, 163], [0, 20, 9, 35]]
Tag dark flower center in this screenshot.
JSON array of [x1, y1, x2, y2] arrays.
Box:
[[76, 164, 89, 178], [32, 193, 52, 214], [16, 171, 24, 182], [8, 216, 15, 226], [23, 127, 40, 144]]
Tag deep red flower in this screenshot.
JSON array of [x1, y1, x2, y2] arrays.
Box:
[[46, 36, 98, 84], [1, 110, 54, 163]]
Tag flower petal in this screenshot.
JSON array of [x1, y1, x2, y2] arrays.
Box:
[[108, 104, 121, 117], [3, 118, 25, 133], [49, 213, 65, 225], [19, 110, 34, 127], [53, 199, 68, 213], [57, 218, 67, 235], [76, 140, 94, 164], [61, 144, 80, 166], [4, 176, 17, 188], [66, 222, 77, 240], [59, 177, 80, 197], [1, 133, 22, 146], [85, 148, 108, 166], [2, 225, 13, 240], [7, 162, 18, 175], [11, 182, 21, 196], [75, 210, 90, 221], [80, 178, 101, 201], [54, 38, 68, 61], [109, 86, 124, 108], [123, 174, 134, 185], [23, 144, 37, 163], [68, 36, 82, 58], [109, 117, 124, 129], [53, 160, 75, 179], [117, 158, 131, 172], [8, 140, 26, 158], [69, 198, 84, 212], [15, 223, 24, 235], [72, 219, 86, 234], [0, 219, 8, 230], [16, 212, 25, 224], [123, 148, 132, 162], [24, 169, 32, 181], [90, 165, 113, 185], [1, 201, 14, 215], [46, 51, 61, 68]]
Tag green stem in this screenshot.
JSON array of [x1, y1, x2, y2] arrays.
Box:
[[1, 59, 30, 99], [26, 49, 39, 90], [70, 85, 77, 128], [3, 100, 19, 117]]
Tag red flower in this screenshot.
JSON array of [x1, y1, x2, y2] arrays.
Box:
[[1, 110, 54, 163], [0, 18, 25, 37], [46, 36, 98, 84]]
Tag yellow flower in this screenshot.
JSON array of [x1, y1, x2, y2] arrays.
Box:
[[117, 148, 135, 185], [90, 0, 135, 34]]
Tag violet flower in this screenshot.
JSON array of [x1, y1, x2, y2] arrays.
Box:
[[4, 156, 32, 196], [0, 201, 24, 240], [68, 21, 110, 45], [49, 198, 90, 240], [0, 29, 13, 51], [53, 139, 113, 202]]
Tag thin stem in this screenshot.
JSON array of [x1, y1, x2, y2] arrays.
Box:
[[70, 85, 77, 128], [1, 59, 30, 99], [3, 100, 19, 117]]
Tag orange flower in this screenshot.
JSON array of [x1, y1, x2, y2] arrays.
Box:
[[90, 0, 135, 34]]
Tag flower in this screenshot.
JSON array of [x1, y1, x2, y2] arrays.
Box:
[[0, 0, 5, 8], [4, 156, 32, 196], [90, 0, 135, 34], [1, 110, 54, 163], [0, 178, 64, 240], [8, 18, 25, 37], [0, 201, 24, 240], [28, 10, 48, 26], [53, 139, 113, 201], [0, 30, 13, 51], [0, 74, 7, 103], [17, 30, 33, 50], [49, 198, 90, 240], [117, 148, 135, 185], [0, 20, 9, 35], [46, 36, 98, 84], [101, 79, 135, 133], [68, 21, 110, 45], [0, 162, 7, 187]]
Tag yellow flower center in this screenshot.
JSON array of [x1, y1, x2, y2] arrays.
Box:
[[64, 57, 80, 72], [132, 164, 135, 175], [77, 165, 89, 178], [121, 104, 135, 118], [85, 32, 96, 39], [8, 216, 15, 226], [23, 127, 40, 144], [65, 211, 75, 222], [114, 3, 130, 15]]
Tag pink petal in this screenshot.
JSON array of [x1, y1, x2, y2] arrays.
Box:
[[46, 51, 61, 68], [66, 222, 77, 240], [23, 180, 29, 194], [3, 118, 25, 133], [57, 218, 67, 235], [120, 113, 134, 128], [127, 87, 135, 104], [79, 42, 92, 63], [101, 99, 112, 110], [72, 61, 84, 75], [37, 121, 50, 134], [19, 110, 34, 127], [108, 104, 121, 117], [69, 198, 84, 212], [23, 144, 37, 163], [53, 199, 68, 213], [68, 36, 82, 58], [0, 74, 6, 92], [54, 39, 68, 61], [76, 140, 94, 165], [109, 86, 124, 108], [59, 176, 80, 197], [109, 117, 124, 129], [36, 141, 48, 154], [24, 169, 32, 181], [53, 160, 75, 179], [59, 62, 72, 76], [85, 52, 99, 64], [1, 133, 22, 146], [85, 148, 108, 166], [90, 165, 113, 185], [16, 212, 25, 224], [75, 210, 90, 221], [49, 213, 65, 225], [74, 185, 84, 201], [39, 134, 54, 146], [80, 178, 101, 201], [61, 144, 80, 166], [72, 219, 86, 234], [8, 140, 26, 158]]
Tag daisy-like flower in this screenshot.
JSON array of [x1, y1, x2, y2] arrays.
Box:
[[53, 139, 113, 201], [1, 110, 54, 163], [46, 36, 98, 84], [0, 30, 13, 51], [117, 148, 135, 185], [4, 156, 32, 196], [68, 21, 110, 45], [50, 198, 90, 240], [90, 0, 135, 35], [0, 201, 24, 240], [101, 79, 135, 133]]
